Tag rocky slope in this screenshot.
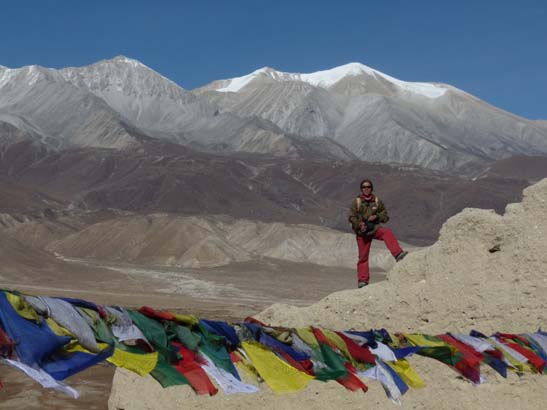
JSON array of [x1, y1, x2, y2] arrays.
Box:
[[476, 155, 547, 183]]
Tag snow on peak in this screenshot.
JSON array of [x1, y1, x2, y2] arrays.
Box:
[[0, 64, 49, 88], [111, 55, 147, 69], [25, 65, 42, 86], [298, 62, 376, 87], [215, 62, 447, 99], [373, 68, 447, 99], [0, 66, 15, 89], [214, 64, 369, 92], [101, 56, 180, 87], [59, 55, 186, 95], [214, 67, 277, 93]]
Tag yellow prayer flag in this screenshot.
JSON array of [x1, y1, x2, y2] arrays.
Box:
[[107, 348, 159, 376], [170, 312, 199, 326], [46, 318, 74, 337], [386, 359, 426, 389], [295, 328, 319, 349], [66, 342, 159, 376], [6, 293, 41, 321], [242, 341, 314, 393], [404, 334, 452, 349]]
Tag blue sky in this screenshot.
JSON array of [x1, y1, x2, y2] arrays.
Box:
[[1, 0, 546, 119]]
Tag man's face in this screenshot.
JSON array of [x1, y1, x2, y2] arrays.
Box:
[[361, 183, 372, 194]]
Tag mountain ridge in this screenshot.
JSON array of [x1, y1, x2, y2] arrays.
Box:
[[199, 62, 450, 99], [2, 56, 547, 170]]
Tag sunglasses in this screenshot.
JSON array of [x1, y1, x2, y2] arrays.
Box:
[[361, 185, 372, 189]]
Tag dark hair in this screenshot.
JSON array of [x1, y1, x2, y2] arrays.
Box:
[[360, 178, 373, 191]]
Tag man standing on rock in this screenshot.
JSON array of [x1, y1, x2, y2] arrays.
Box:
[[349, 179, 408, 288]]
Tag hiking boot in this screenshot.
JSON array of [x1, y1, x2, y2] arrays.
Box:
[[395, 250, 408, 262], [358, 281, 369, 288]]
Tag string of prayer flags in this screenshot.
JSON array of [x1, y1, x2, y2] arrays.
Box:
[[2, 289, 547, 402]]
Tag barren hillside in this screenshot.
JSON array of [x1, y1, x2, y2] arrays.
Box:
[[46, 214, 416, 270]]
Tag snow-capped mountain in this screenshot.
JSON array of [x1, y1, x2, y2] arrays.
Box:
[[58, 57, 312, 156], [202, 62, 449, 99], [197, 63, 547, 169], [1, 56, 547, 170], [0, 57, 353, 160], [0, 63, 139, 149], [59, 56, 215, 134]]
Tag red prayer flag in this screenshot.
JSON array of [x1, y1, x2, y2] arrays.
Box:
[[336, 332, 376, 365], [172, 342, 218, 396]]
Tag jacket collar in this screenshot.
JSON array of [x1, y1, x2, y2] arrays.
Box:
[[360, 193, 375, 202]]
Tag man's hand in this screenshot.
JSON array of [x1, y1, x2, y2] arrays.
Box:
[[359, 222, 367, 232], [368, 215, 378, 222]]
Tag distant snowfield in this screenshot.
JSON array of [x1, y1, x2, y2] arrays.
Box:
[[215, 62, 448, 98]]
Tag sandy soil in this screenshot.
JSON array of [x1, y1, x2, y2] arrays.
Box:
[[109, 356, 547, 410], [0, 363, 114, 410]]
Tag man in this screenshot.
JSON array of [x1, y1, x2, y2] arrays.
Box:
[[348, 179, 408, 288]]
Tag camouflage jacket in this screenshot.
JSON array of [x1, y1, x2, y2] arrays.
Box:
[[348, 194, 389, 236]]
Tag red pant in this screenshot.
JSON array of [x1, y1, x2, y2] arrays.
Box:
[[356, 227, 402, 283]]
